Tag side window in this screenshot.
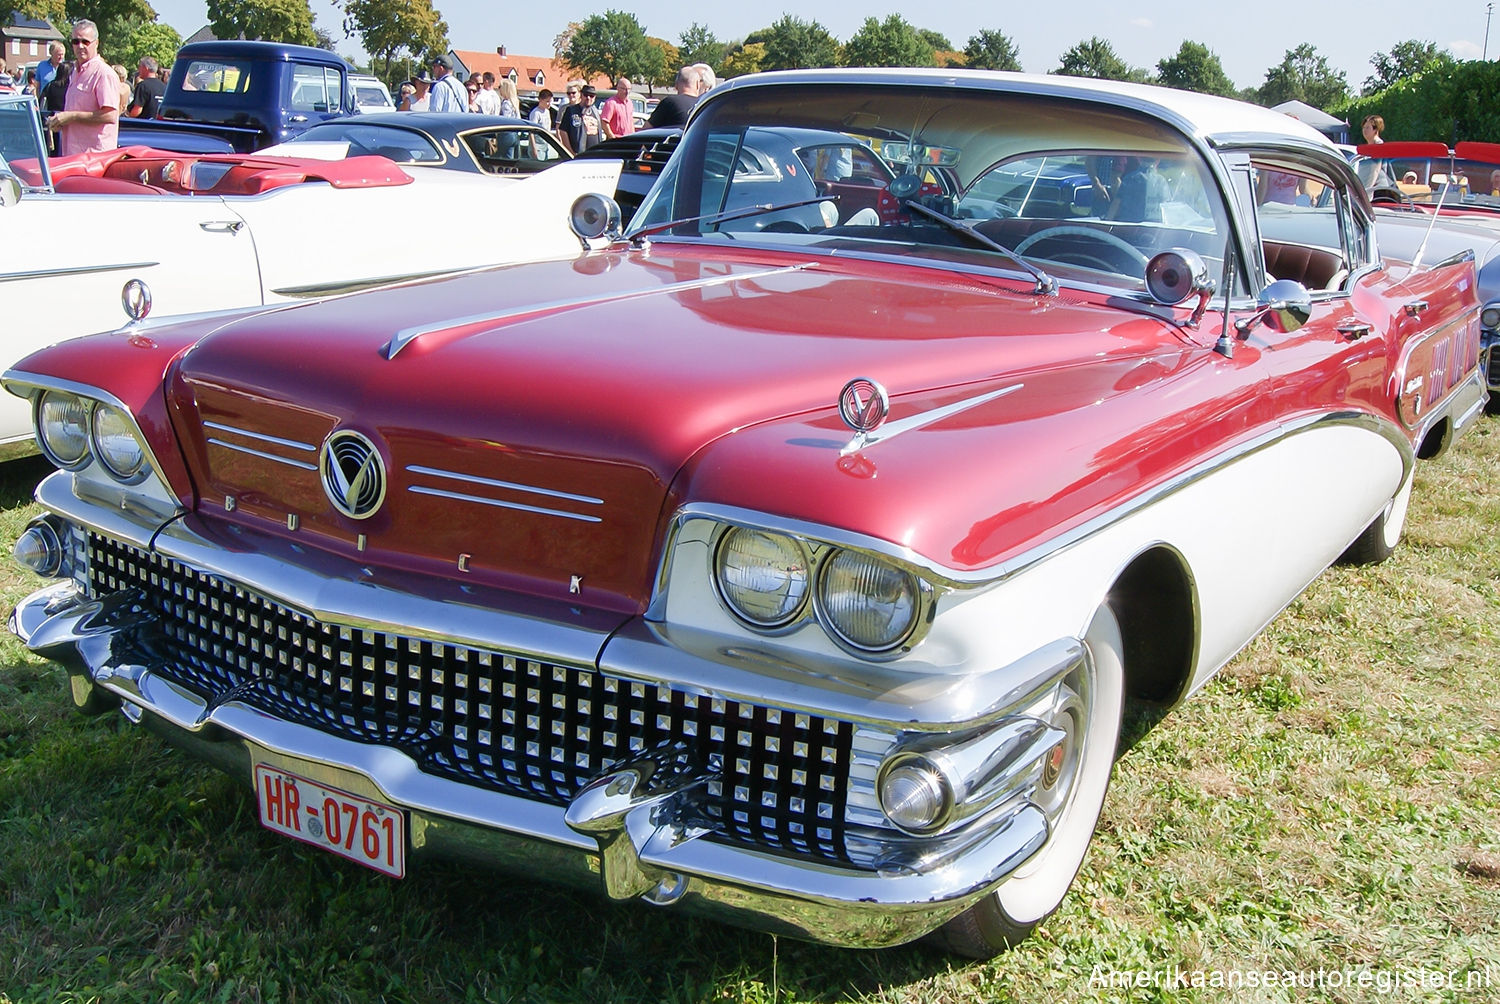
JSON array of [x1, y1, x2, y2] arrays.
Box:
[[290, 65, 341, 113], [1251, 160, 1354, 293]]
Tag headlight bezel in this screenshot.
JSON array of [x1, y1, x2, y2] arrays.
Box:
[[35, 390, 93, 469], [707, 519, 935, 659], [90, 402, 149, 483], [32, 387, 154, 485]]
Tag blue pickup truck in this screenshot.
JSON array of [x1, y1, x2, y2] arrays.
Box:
[[120, 40, 358, 153]]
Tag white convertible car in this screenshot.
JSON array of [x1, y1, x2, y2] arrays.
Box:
[[0, 95, 619, 456]]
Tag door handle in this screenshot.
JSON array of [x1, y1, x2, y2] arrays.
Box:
[[199, 221, 245, 234], [1404, 299, 1429, 317], [1337, 321, 1372, 340]]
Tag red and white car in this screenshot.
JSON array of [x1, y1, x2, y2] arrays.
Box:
[[6, 69, 1487, 957]]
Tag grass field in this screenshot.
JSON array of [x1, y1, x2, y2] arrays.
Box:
[[0, 421, 1497, 1004]]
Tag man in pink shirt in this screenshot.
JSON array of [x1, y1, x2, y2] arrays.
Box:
[[599, 77, 635, 140], [46, 19, 118, 156]]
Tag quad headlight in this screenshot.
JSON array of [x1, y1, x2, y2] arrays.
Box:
[[91, 403, 146, 481], [714, 527, 809, 628], [35, 390, 150, 483], [818, 549, 920, 652], [37, 391, 91, 468], [1481, 302, 1500, 331], [710, 523, 927, 656]]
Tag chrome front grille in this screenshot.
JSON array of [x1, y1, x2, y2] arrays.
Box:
[[88, 534, 855, 864], [1486, 345, 1499, 389]]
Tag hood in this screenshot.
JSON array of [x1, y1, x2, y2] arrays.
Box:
[[167, 247, 1184, 612]]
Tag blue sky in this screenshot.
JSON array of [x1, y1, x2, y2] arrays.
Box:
[[146, 0, 1494, 92]]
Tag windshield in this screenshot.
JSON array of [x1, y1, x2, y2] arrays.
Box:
[[0, 95, 48, 186], [291, 122, 444, 163], [630, 83, 1232, 293], [1356, 154, 1500, 211]]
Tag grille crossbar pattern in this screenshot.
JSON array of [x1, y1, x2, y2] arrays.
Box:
[[1486, 345, 1499, 388], [89, 534, 855, 863]]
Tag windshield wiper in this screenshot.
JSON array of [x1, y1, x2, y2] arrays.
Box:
[[901, 199, 1057, 296], [630, 196, 836, 241]]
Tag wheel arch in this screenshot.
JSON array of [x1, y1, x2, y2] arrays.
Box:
[[1104, 543, 1198, 707]]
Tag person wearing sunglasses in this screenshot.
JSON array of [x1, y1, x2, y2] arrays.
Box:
[[44, 20, 118, 155]]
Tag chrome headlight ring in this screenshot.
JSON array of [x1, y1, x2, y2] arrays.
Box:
[[33, 389, 151, 484], [708, 520, 936, 658]]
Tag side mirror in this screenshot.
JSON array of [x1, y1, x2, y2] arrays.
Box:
[[0, 170, 21, 208], [1236, 278, 1312, 337], [1145, 249, 1215, 326], [569, 192, 623, 247]]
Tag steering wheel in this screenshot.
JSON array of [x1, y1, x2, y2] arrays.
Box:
[[1014, 225, 1148, 274]]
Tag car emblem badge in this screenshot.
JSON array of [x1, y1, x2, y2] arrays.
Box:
[[321, 430, 386, 520], [839, 377, 889, 434]]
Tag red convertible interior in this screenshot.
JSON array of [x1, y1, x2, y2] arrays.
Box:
[[8, 146, 413, 196]]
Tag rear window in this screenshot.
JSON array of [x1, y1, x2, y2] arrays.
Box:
[[178, 59, 251, 94]]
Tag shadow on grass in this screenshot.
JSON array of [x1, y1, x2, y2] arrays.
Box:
[[0, 456, 51, 509]]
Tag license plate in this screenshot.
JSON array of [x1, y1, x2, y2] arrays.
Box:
[[253, 764, 406, 878]]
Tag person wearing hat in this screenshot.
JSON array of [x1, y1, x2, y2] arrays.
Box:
[[427, 54, 468, 113], [558, 82, 601, 154], [402, 71, 432, 111]]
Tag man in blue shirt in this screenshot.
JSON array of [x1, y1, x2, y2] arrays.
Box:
[[34, 40, 63, 96], [427, 55, 468, 114]]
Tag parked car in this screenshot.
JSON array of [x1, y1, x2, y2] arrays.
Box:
[[6, 69, 1486, 959], [269, 113, 570, 176], [1357, 141, 1500, 409], [571, 127, 678, 223], [348, 73, 394, 113], [119, 40, 360, 153], [0, 93, 621, 456]]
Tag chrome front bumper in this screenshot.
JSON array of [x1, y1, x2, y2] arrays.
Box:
[[12, 578, 1059, 948]]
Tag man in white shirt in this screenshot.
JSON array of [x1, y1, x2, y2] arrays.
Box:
[[474, 72, 501, 115]]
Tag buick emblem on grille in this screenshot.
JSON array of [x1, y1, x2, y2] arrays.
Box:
[[320, 430, 386, 519]]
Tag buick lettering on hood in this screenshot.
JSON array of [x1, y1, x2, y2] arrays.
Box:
[[6, 69, 1485, 957]]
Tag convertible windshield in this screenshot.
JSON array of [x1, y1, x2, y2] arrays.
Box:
[[630, 83, 1232, 293], [1356, 154, 1500, 212]]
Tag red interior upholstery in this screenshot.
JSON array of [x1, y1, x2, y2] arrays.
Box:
[[55, 175, 167, 195]]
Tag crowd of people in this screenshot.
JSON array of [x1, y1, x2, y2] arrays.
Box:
[[394, 55, 718, 154], [5, 18, 721, 161]]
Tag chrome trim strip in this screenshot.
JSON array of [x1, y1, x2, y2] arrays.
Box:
[[203, 421, 317, 453], [383, 263, 815, 359], [269, 267, 463, 299], [0, 260, 158, 283], [207, 438, 319, 471], [650, 410, 1416, 606], [407, 485, 603, 523], [406, 465, 603, 505], [842, 383, 1023, 455]]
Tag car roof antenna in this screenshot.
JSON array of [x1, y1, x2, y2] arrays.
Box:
[[1214, 245, 1237, 358]]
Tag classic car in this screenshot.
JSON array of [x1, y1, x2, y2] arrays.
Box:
[[5, 69, 1486, 958], [0, 93, 620, 456], [264, 112, 571, 176], [571, 127, 680, 224]]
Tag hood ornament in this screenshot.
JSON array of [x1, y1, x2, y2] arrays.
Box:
[[321, 430, 386, 520], [839, 377, 889, 437]]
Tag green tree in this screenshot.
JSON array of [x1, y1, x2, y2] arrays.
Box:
[[562, 10, 657, 85], [342, 0, 447, 80], [641, 37, 677, 91], [113, 16, 181, 70], [1055, 36, 1146, 82], [963, 29, 1021, 71], [842, 14, 935, 68], [678, 22, 724, 72], [16, 0, 156, 57], [1156, 40, 1235, 96], [758, 15, 839, 71], [1254, 43, 1348, 108], [917, 29, 952, 51], [208, 0, 318, 46], [720, 41, 766, 79], [1363, 39, 1452, 95]]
